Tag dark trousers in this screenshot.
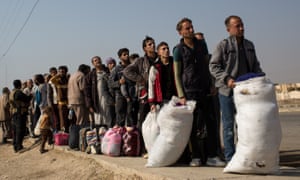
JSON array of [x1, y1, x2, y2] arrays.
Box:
[[137, 102, 150, 130], [190, 98, 209, 164], [12, 114, 27, 151], [126, 99, 138, 127], [106, 105, 116, 128], [137, 102, 149, 155], [205, 95, 222, 158], [40, 129, 53, 151], [52, 104, 60, 132], [115, 95, 127, 127]]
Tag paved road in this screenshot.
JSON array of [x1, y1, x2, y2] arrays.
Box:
[[279, 112, 300, 167]]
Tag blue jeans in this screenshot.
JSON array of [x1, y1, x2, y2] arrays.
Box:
[[218, 93, 236, 162]]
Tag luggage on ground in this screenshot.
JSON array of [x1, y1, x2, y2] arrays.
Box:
[[68, 124, 81, 149], [122, 127, 141, 156], [54, 132, 69, 146]]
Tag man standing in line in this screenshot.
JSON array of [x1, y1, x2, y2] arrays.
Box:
[[209, 15, 264, 162], [23, 79, 34, 137], [85, 56, 114, 128], [194, 32, 225, 166], [9, 79, 32, 152], [109, 48, 130, 128], [49, 66, 69, 132], [123, 36, 157, 157], [68, 64, 90, 127], [47, 67, 60, 132], [123, 36, 157, 130], [173, 18, 224, 166]]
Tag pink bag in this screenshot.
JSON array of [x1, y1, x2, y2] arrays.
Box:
[[101, 127, 125, 156], [54, 132, 69, 146]]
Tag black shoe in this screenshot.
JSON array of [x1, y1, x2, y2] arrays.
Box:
[[40, 149, 48, 154], [13, 145, 23, 152]]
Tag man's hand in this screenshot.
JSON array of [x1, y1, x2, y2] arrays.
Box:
[[179, 97, 186, 105], [119, 77, 125, 84], [150, 104, 156, 112], [89, 107, 94, 113], [227, 78, 236, 88]]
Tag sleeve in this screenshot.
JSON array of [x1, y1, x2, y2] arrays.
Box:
[[173, 47, 185, 98], [148, 66, 156, 103], [78, 74, 85, 92], [47, 83, 54, 106], [49, 75, 60, 86], [123, 58, 144, 83], [102, 75, 114, 105], [209, 41, 229, 86], [108, 66, 121, 89], [84, 72, 93, 108]]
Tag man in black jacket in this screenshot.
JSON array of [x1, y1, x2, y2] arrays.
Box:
[[10, 79, 32, 152]]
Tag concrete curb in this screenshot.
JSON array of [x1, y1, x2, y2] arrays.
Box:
[[51, 144, 300, 180]]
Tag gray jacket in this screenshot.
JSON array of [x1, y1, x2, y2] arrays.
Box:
[[209, 36, 263, 96]]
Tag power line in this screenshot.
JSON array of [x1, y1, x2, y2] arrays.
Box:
[[0, 0, 40, 62], [0, 0, 24, 50]]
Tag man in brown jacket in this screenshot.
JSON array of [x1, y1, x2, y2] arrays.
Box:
[[68, 64, 90, 127]]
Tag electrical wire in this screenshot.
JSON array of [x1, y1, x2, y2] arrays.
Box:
[[0, 0, 40, 62], [0, 0, 24, 50]]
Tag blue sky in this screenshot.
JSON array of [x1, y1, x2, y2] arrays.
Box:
[[0, 0, 299, 89]]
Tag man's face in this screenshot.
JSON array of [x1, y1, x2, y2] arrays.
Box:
[[58, 68, 66, 77], [179, 21, 194, 39], [107, 63, 115, 71], [50, 70, 57, 77], [143, 40, 155, 55], [27, 80, 33, 88], [227, 18, 244, 37], [120, 51, 129, 62], [157, 45, 170, 59], [92, 57, 102, 68]]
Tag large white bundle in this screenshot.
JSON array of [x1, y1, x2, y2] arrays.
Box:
[[142, 111, 160, 153], [146, 96, 195, 167], [224, 76, 282, 174]]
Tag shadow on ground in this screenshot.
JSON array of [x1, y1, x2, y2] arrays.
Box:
[[280, 149, 300, 167]]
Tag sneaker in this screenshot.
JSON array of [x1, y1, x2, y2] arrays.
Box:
[[189, 158, 201, 167], [206, 157, 226, 167]]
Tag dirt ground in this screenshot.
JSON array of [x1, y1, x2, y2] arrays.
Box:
[[0, 112, 299, 180], [0, 138, 115, 180]]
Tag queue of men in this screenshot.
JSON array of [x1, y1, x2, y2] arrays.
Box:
[[0, 15, 264, 168]]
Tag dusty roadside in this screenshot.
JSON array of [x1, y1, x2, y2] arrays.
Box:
[[0, 112, 299, 180], [0, 139, 118, 180]]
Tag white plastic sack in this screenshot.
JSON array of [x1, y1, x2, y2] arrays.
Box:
[[34, 115, 42, 136], [224, 76, 282, 174], [142, 111, 160, 153], [146, 96, 196, 167]]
